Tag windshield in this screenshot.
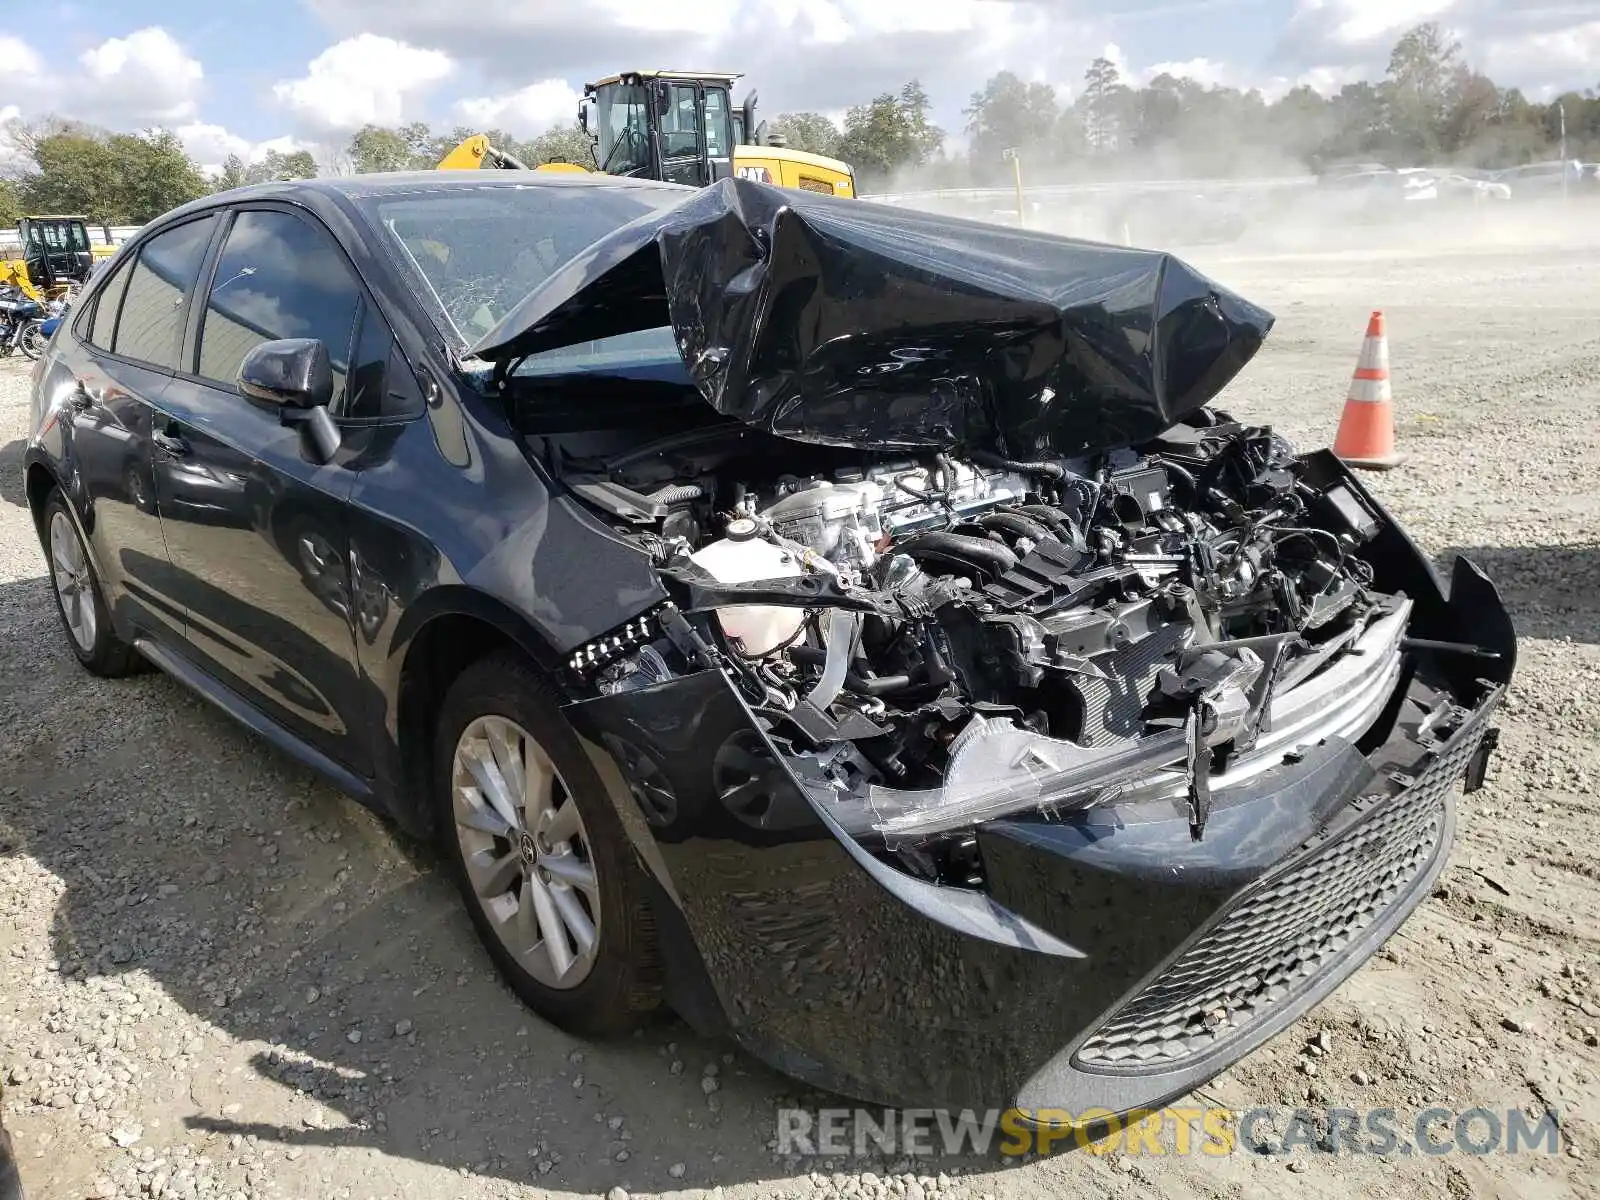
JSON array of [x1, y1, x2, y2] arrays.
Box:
[[359, 181, 688, 359], [595, 83, 651, 175]]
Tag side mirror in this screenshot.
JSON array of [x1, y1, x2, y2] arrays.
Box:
[[578, 101, 589, 134], [238, 338, 341, 463], [239, 338, 333, 409]]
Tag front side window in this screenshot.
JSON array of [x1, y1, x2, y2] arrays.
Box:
[[195, 210, 361, 404], [113, 216, 216, 370], [595, 83, 650, 176]]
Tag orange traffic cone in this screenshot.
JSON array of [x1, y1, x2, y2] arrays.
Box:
[[1333, 310, 1404, 470]]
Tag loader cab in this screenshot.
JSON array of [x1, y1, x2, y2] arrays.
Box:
[[19, 216, 94, 290], [583, 71, 740, 188]]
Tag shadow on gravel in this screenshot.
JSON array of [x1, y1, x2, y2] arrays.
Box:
[[1, 439, 27, 508], [0, 577, 1007, 1195], [1445, 545, 1600, 645]]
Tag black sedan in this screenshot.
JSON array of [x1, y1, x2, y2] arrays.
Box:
[[22, 172, 1514, 1116]]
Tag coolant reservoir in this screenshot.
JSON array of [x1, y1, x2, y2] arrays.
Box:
[[688, 533, 807, 657]]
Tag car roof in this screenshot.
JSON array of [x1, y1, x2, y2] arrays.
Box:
[[148, 171, 693, 228]]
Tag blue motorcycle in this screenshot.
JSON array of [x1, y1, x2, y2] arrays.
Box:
[[0, 284, 49, 360]]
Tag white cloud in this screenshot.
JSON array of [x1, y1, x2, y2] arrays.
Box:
[[453, 79, 582, 137], [176, 122, 254, 168], [0, 35, 42, 79], [1477, 20, 1600, 97], [1296, 0, 1457, 49], [272, 34, 454, 133], [1275, 0, 1600, 97], [1142, 57, 1237, 88], [76, 27, 205, 124], [0, 27, 206, 130], [304, 0, 1104, 133]]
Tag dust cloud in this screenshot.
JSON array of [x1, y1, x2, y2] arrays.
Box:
[[871, 159, 1598, 263]]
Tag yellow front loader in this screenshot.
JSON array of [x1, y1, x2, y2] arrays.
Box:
[[437, 70, 856, 199], [0, 216, 116, 300]]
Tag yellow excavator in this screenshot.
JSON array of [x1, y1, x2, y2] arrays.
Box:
[[0, 216, 117, 301], [438, 70, 857, 198]]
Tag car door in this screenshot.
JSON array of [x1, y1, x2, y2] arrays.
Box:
[[54, 213, 220, 646], [152, 204, 373, 776], [658, 83, 710, 187]]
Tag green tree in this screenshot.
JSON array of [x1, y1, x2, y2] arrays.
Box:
[[1384, 22, 1463, 158], [113, 129, 210, 220], [19, 132, 115, 220], [768, 112, 841, 157], [245, 148, 318, 184], [899, 80, 945, 162], [0, 179, 21, 226], [836, 80, 944, 186], [346, 124, 416, 173], [17, 125, 208, 222], [964, 71, 1060, 165], [1079, 57, 1131, 153], [524, 122, 595, 167], [214, 154, 248, 192]]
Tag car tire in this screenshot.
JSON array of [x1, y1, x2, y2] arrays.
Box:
[[41, 487, 143, 678], [433, 649, 662, 1035]]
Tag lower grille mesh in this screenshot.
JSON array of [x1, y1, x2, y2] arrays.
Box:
[[1074, 723, 1485, 1072]]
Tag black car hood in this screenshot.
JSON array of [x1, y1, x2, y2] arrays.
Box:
[[469, 177, 1275, 457]]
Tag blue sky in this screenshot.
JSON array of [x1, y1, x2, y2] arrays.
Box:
[[3, 0, 1597, 172]]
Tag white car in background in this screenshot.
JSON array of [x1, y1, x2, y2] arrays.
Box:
[[1398, 166, 1512, 203], [1493, 160, 1585, 197]]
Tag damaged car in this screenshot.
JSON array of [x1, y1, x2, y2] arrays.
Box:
[[23, 173, 1515, 1115]]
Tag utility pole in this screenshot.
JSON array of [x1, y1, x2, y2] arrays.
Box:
[[1003, 147, 1025, 227], [1559, 101, 1569, 203]]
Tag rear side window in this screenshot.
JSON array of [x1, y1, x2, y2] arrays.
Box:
[[113, 217, 216, 370], [195, 210, 361, 404], [85, 256, 133, 350]]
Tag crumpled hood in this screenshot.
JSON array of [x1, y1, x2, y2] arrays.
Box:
[[469, 177, 1275, 457]]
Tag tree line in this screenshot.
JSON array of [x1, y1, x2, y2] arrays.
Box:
[[2, 22, 1596, 225], [779, 24, 1600, 187]]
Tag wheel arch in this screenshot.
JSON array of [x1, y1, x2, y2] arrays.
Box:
[[386, 586, 572, 839], [24, 459, 58, 538]]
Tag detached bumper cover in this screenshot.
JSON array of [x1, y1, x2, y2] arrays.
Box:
[[564, 548, 1513, 1113]]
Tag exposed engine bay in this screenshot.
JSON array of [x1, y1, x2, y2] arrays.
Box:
[[548, 404, 1418, 874]]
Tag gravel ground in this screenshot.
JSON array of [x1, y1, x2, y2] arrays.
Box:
[[1, 209, 1597, 1200]]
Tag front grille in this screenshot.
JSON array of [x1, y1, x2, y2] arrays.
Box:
[[1073, 721, 1486, 1072]]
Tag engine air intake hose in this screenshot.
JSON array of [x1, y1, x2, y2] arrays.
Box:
[[979, 511, 1054, 545], [968, 449, 1067, 481], [1015, 504, 1080, 545], [896, 531, 1018, 579]]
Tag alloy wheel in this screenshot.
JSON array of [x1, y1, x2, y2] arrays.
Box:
[[49, 510, 96, 653], [451, 715, 601, 989]]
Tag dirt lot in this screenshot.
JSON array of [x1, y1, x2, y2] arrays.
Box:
[[1, 211, 1597, 1200]]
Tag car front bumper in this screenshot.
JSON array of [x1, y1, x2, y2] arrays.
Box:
[[563, 481, 1515, 1113]]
